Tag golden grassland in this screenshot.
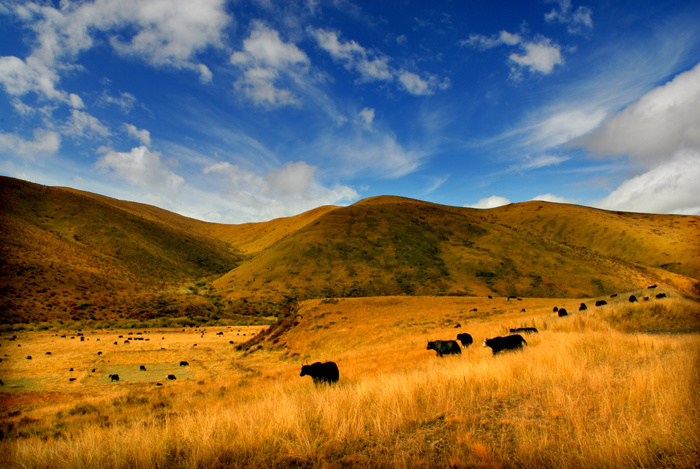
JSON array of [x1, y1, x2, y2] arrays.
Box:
[[1, 293, 698, 468]]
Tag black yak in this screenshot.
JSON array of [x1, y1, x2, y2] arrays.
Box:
[[300, 362, 339, 385], [482, 335, 527, 355], [456, 333, 473, 347], [509, 327, 538, 334], [427, 340, 462, 357]]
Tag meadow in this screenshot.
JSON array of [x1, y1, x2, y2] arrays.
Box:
[[0, 293, 698, 468]]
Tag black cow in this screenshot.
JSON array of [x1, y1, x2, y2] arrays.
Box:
[[656, 293, 667, 299], [610, 293, 618, 298], [456, 333, 473, 347], [579, 303, 587, 311], [300, 362, 339, 385], [629, 295, 638, 303], [140, 365, 147, 371], [558, 308, 568, 317], [482, 335, 527, 355], [167, 374, 177, 380], [648, 284, 657, 289], [69, 377, 77, 382], [179, 361, 189, 367], [45, 352, 52, 355], [109, 374, 120, 382], [510, 327, 538, 334], [595, 300, 607, 307], [553, 307, 559, 313], [427, 340, 462, 357], [97, 351, 102, 355]]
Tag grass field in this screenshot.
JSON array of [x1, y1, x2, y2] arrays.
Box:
[[1, 293, 698, 468]]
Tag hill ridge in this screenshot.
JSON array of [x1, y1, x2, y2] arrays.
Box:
[[1, 176, 698, 324]]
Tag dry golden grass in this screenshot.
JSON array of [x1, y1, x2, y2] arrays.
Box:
[[1, 294, 698, 468]]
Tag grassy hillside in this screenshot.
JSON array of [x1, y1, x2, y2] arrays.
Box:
[[2, 178, 699, 325], [0, 177, 245, 323], [213, 196, 700, 301]]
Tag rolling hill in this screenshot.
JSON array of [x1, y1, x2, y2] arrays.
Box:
[[1, 176, 698, 324]]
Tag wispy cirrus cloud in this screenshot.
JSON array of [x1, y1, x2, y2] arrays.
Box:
[[311, 28, 448, 95], [545, 0, 593, 34], [202, 160, 358, 222]]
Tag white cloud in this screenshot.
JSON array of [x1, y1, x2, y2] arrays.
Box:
[[1, 0, 230, 103], [331, 134, 425, 179], [462, 31, 563, 78], [311, 28, 393, 83], [0, 55, 65, 101], [531, 193, 575, 204], [508, 37, 563, 76], [460, 31, 521, 50], [231, 22, 310, 107], [99, 91, 138, 113], [69, 93, 84, 109], [592, 151, 700, 215], [511, 154, 570, 172], [580, 62, 700, 166], [62, 110, 110, 139], [203, 160, 358, 221], [357, 107, 375, 128], [525, 107, 608, 150], [465, 195, 512, 209], [545, 0, 593, 34], [0, 129, 61, 159], [312, 28, 444, 96], [96, 146, 184, 196], [124, 124, 151, 146], [578, 62, 700, 214]]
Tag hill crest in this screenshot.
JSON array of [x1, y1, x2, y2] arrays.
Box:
[[1, 176, 699, 324]]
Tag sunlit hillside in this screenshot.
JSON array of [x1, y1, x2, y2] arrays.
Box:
[[1, 177, 699, 326], [213, 195, 700, 301], [0, 177, 245, 323]]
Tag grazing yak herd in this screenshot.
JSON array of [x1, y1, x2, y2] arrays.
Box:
[[300, 289, 669, 386], [0, 288, 669, 389]]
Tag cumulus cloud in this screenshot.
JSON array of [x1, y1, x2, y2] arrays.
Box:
[[1, 0, 229, 102], [508, 37, 563, 76], [578, 62, 700, 214], [0, 129, 61, 159], [124, 124, 151, 146], [461, 31, 563, 78], [465, 195, 512, 209], [62, 110, 110, 139], [592, 151, 700, 215], [580, 62, 700, 165], [311, 28, 445, 95], [203, 160, 358, 221], [531, 193, 575, 204], [96, 146, 184, 196], [545, 0, 593, 34], [230, 21, 310, 107]]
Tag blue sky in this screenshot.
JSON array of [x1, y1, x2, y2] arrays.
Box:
[[1, 0, 699, 223]]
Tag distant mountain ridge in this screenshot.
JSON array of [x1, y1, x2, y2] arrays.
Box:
[[1, 176, 698, 323]]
